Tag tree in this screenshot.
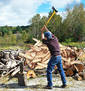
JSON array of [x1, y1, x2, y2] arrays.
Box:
[[16, 26, 22, 33], [22, 31, 28, 41], [29, 14, 41, 38], [63, 4, 85, 41]]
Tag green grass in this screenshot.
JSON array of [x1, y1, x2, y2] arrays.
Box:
[[0, 44, 30, 50], [61, 42, 85, 48], [0, 41, 85, 51]]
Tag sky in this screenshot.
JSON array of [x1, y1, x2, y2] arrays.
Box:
[[0, 0, 85, 26]]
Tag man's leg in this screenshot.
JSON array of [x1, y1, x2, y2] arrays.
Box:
[[47, 56, 57, 87], [56, 56, 66, 85]]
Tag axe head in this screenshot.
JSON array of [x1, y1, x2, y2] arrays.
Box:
[[52, 6, 58, 12]]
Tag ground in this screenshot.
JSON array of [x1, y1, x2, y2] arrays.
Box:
[[0, 75, 85, 91]]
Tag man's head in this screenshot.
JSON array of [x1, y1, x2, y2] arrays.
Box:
[[44, 32, 52, 40]]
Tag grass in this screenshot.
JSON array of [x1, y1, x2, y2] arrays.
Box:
[[61, 42, 85, 48], [0, 41, 85, 51], [0, 44, 30, 51]]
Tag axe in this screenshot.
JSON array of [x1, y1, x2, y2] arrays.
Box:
[[45, 6, 58, 26]]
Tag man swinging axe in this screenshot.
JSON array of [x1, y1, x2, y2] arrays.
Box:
[[41, 7, 67, 89], [41, 25, 67, 89]]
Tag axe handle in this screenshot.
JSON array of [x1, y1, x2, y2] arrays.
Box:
[[45, 11, 56, 26]]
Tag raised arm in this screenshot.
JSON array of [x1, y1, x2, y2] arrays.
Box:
[[44, 25, 49, 32], [41, 25, 52, 40], [41, 26, 45, 40]]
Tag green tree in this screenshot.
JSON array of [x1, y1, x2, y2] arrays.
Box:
[[30, 14, 41, 38], [16, 26, 22, 33], [22, 31, 28, 41], [63, 4, 85, 41]]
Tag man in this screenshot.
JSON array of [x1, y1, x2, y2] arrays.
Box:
[[41, 25, 67, 89]]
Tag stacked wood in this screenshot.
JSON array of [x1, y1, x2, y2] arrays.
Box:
[[0, 50, 24, 78], [0, 50, 28, 86], [19, 38, 50, 70], [19, 38, 85, 80]]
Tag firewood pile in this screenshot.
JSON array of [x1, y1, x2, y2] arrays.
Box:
[[0, 50, 28, 86], [0, 50, 24, 78], [19, 38, 85, 80], [0, 38, 85, 81]]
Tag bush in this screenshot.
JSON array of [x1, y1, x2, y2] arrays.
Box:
[[65, 38, 73, 43]]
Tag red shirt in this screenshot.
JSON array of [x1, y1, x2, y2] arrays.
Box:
[[42, 34, 60, 56]]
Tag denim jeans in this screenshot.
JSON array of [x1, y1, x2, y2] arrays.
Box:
[[47, 55, 66, 87]]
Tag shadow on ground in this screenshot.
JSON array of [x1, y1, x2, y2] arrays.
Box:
[[0, 83, 28, 89], [28, 84, 61, 89], [0, 83, 61, 89]]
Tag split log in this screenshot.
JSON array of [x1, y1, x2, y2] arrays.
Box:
[[25, 59, 34, 69], [65, 67, 74, 76], [37, 63, 47, 68], [74, 63, 84, 72], [19, 53, 33, 60], [79, 71, 85, 80], [30, 52, 36, 57], [11, 67, 20, 76], [35, 65, 46, 70], [41, 53, 50, 62], [27, 70, 36, 79], [42, 59, 49, 64], [33, 38, 42, 46], [73, 73, 82, 81], [32, 58, 41, 63]]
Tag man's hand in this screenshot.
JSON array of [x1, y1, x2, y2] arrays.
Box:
[[41, 25, 50, 40], [41, 25, 49, 32], [41, 25, 46, 40], [41, 25, 45, 32]]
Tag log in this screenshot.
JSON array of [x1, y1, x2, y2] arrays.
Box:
[[11, 67, 20, 76], [79, 72, 85, 80], [74, 64, 84, 72], [33, 38, 40, 43], [7, 60, 17, 68], [27, 70, 36, 79], [25, 59, 33, 68], [71, 61, 81, 65], [37, 63, 47, 68], [63, 63, 71, 69], [30, 52, 36, 57], [35, 51, 49, 59], [0, 67, 17, 80], [17, 73, 27, 86], [42, 53, 50, 62], [4, 52, 10, 59], [32, 58, 41, 63], [65, 67, 74, 76], [33, 38, 42, 46], [74, 73, 82, 81], [31, 46, 41, 52], [35, 65, 46, 70], [42, 59, 49, 64], [19, 53, 33, 60]]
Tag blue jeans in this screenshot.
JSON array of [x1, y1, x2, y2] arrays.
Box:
[[47, 55, 66, 87]]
